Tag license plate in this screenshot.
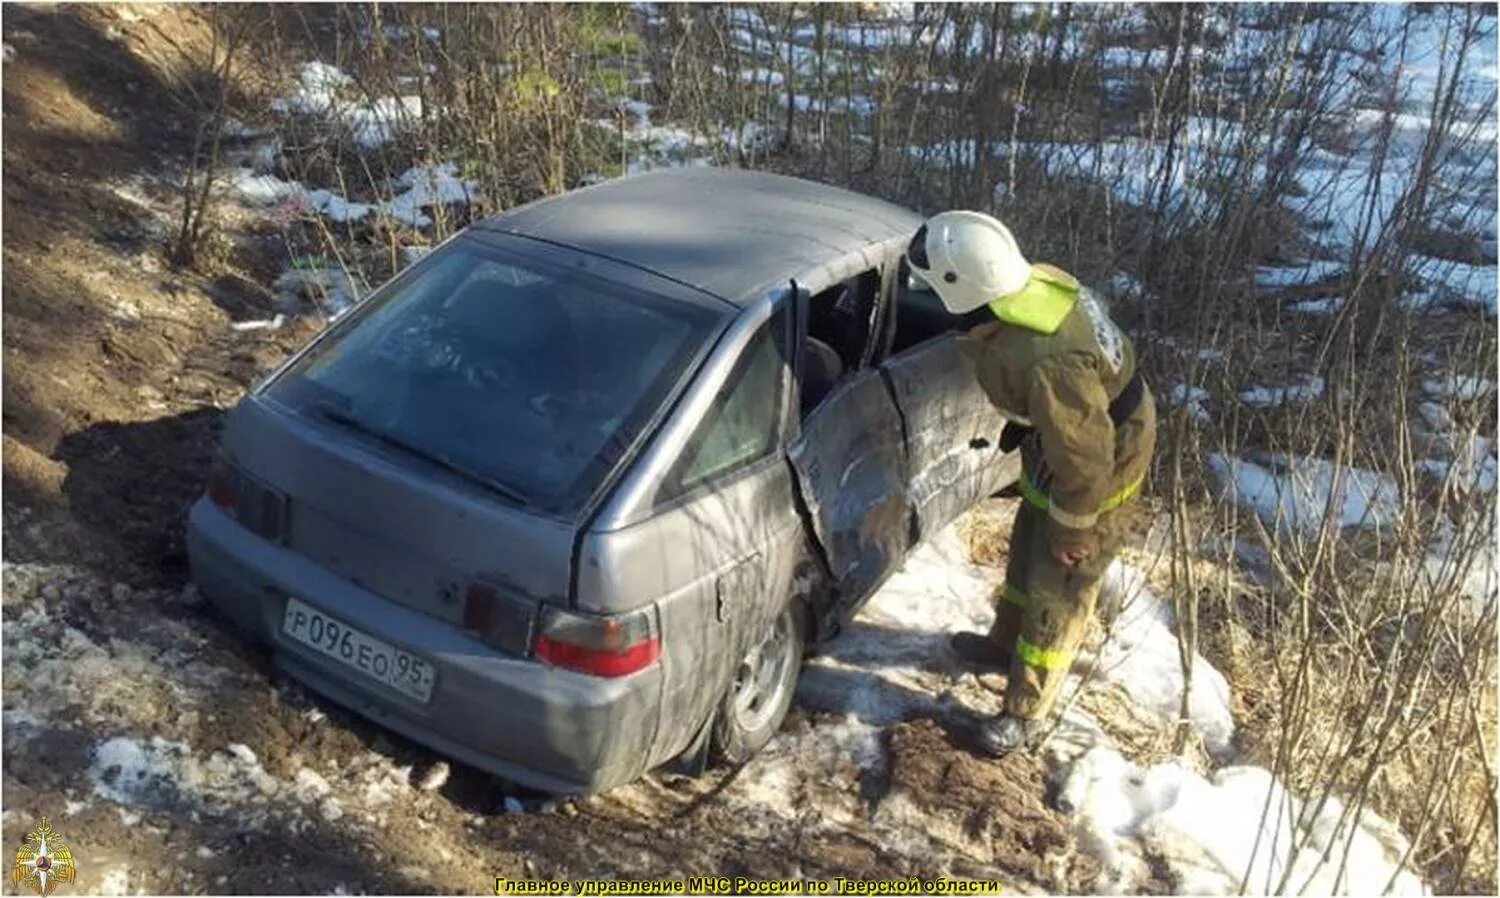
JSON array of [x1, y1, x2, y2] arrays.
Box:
[[282, 598, 436, 703]]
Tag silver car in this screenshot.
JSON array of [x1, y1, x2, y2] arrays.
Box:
[[187, 168, 1018, 793]]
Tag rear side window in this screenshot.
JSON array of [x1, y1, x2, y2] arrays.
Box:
[[658, 313, 789, 503]]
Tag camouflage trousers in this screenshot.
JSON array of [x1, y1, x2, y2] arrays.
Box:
[[986, 500, 1131, 720]]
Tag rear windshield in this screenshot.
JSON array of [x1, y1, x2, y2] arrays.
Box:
[[264, 236, 723, 516]]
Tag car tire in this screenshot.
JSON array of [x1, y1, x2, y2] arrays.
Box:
[[710, 599, 807, 765]]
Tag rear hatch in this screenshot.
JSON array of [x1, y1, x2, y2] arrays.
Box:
[[221, 397, 569, 651], [231, 231, 726, 649]]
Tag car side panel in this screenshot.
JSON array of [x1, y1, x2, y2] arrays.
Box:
[[574, 455, 805, 767], [879, 335, 1017, 539]]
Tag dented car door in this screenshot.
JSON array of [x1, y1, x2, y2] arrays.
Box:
[[787, 366, 914, 616], [879, 334, 1017, 541]]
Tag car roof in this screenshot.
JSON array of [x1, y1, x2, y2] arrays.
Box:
[[474, 168, 923, 306]]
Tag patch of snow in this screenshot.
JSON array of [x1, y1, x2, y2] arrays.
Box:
[[273, 62, 352, 116], [358, 763, 410, 807], [1090, 562, 1235, 757], [345, 95, 423, 149], [1422, 517, 1499, 615], [1287, 297, 1343, 314], [1418, 435, 1498, 494], [399, 245, 432, 267], [729, 712, 883, 823], [1205, 453, 1402, 534], [229, 315, 286, 333], [384, 162, 478, 228], [226, 743, 258, 766], [416, 761, 450, 792], [1239, 375, 1325, 407], [723, 120, 774, 154], [274, 263, 360, 318], [89, 736, 169, 805], [1167, 384, 1212, 422], [1410, 257, 1499, 315], [1058, 744, 1427, 894], [1255, 260, 1345, 289], [1422, 375, 1494, 401], [800, 526, 997, 726], [319, 797, 344, 822], [502, 796, 525, 814], [1414, 400, 1455, 435], [713, 65, 786, 86], [1107, 270, 1146, 301], [96, 869, 131, 896], [294, 768, 332, 800], [302, 189, 372, 223], [272, 61, 429, 149], [247, 137, 282, 172], [226, 168, 302, 205], [219, 117, 268, 139]]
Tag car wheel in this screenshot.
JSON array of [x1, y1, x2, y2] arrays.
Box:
[[710, 599, 807, 765]]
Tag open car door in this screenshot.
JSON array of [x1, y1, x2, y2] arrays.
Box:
[[786, 281, 914, 617]]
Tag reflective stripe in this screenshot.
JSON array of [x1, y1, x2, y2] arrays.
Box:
[[1101, 477, 1144, 511], [1017, 474, 1050, 510], [1019, 471, 1143, 520], [1002, 584, 1027, 607], [1015, 636, 1071, 670], [1047, 502, 1099, 530]]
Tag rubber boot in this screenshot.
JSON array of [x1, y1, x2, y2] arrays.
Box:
[[948, 631, 1011, 672], [974, 713, 1042, 758]]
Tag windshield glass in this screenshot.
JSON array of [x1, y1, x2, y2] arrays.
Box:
[[264, 237, 723, 516]]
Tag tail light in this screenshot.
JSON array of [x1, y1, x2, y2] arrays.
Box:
[[205, 453, 287, 543], [533, 606, 659, 677], [207, 455, 241, 512], [462, 581, 537, 657]]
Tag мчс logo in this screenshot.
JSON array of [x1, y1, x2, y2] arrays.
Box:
[[11, 818, 76, 897]]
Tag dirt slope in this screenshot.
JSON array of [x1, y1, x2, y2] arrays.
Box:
[[3, 3, 312, 578], [2, 6, 1089, 894]]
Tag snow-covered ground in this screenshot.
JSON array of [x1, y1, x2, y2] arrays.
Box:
[[1205, 453, 1402, 535], [787, 520, 1426, 894], [271, 61, 424, 150]]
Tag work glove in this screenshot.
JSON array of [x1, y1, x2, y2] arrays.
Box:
[[975, 713, 1043, 757], [998, 421, 1033, 453]]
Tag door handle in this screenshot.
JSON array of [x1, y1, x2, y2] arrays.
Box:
[[969, 437, 990, 450]]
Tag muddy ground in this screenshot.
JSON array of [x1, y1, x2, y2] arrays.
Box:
[[1, 6, 1101, 894]]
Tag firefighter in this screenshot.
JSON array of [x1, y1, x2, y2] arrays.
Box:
[[906, 211, 1156, 757]]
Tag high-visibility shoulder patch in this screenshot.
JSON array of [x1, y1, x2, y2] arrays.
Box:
[[987, 269, 1076, 335]]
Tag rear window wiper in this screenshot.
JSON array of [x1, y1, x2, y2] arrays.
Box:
[[314, 402, 533, 508]]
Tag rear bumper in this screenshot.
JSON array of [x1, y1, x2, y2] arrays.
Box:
[[186, 498, 661, 794]]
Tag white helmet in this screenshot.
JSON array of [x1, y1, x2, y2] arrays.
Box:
[[906, 211, 1031, 314]]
